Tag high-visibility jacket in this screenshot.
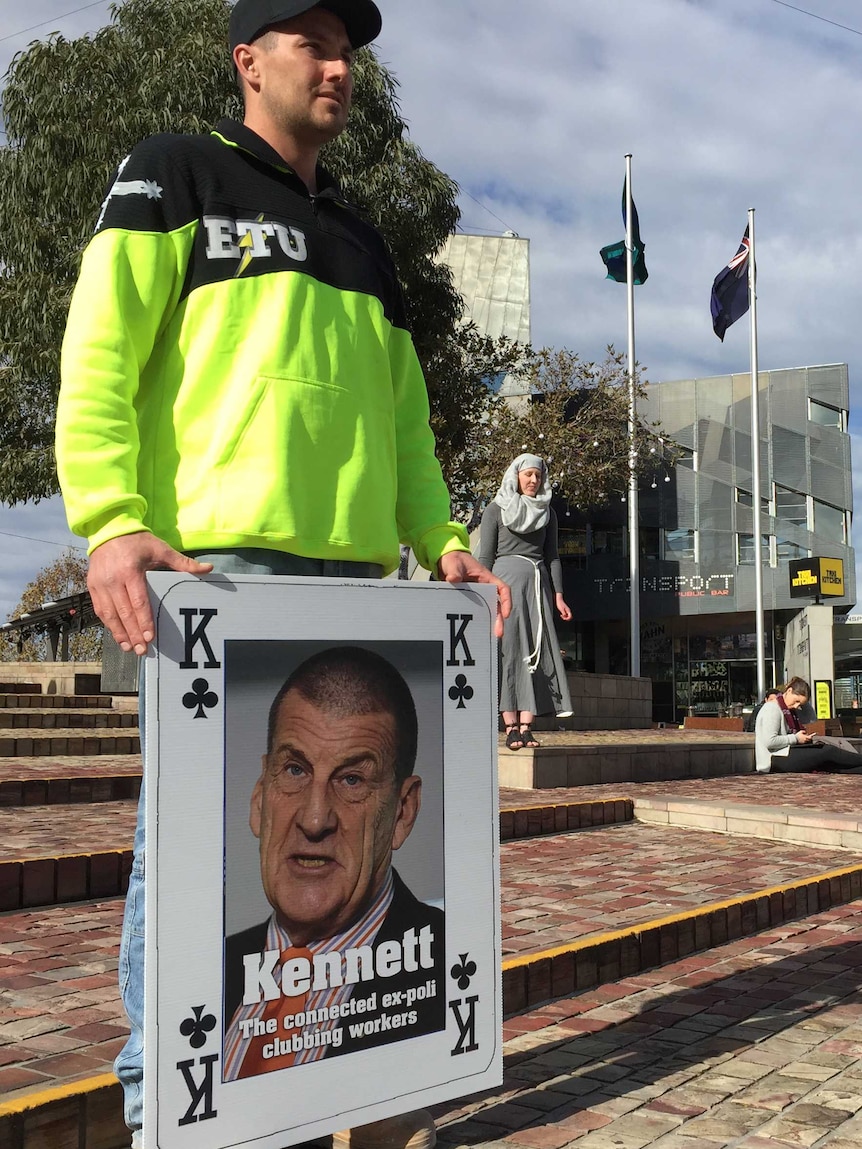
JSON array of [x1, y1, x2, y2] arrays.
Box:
[[57, 119, 468, 574]]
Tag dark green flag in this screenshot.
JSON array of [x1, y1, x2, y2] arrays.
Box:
[[600, 183, 648, 284]]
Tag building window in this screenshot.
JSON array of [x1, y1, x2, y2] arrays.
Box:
[[676, 448, 696, 471], [664, 528, 696, 562], [639, 528, 661, 561], [591, 527, 625, 556], [558, 528, 587, 569], [737, 534, 770, 566], [776, 538, 809, 563], [736, 488, 770, 512], [809, 399, 845, 430], [813, 499, 846, 544], [774, 486, 808, 529]]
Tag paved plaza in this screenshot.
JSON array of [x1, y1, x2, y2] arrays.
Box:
[[3, 697, 862, 1147], [435, 902, 862, 1148]]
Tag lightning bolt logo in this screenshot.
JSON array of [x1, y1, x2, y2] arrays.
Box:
[[235, 214, 266, 278]]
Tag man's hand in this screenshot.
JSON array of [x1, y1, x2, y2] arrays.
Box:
[[437, 552, 511, 638], [88, 532, 214, 655], [555, 593, 573, 622]]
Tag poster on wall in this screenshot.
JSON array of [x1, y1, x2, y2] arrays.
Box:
[[142, 573, 500, 1149]]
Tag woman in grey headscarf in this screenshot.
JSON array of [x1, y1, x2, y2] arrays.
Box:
[[475, 454, 573, 749]]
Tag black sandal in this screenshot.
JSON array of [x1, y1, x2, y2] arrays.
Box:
[[520, 725, 540, 748], [505, 724, 524, 750]]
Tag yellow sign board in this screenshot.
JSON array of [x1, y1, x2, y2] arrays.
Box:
[[814, 680, 833, 720], [819, 557, 845, 596]]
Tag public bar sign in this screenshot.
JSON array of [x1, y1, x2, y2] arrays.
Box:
[[789, 557, 845, 599], [142, 573, 501, 1149]]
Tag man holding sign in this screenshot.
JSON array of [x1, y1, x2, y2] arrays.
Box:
[[56, 0, 507, 1144]]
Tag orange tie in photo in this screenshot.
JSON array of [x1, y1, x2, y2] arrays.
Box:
[[238, 946, 312, 1078]]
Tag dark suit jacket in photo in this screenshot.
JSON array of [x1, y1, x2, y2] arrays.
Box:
[[224, 869, 445, 1058]]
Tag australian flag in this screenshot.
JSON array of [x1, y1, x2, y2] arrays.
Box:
[[711, 226, 750, 341]]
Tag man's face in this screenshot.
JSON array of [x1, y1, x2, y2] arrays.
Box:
[[250, 690, 421, 945], [244, 7, 354, 147]]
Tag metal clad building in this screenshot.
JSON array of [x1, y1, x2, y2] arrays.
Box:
[[557, 365, 855, 718], [437, 233, 530, 398]]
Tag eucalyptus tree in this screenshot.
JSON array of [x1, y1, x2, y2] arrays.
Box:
[[0, 0, 502, 507]]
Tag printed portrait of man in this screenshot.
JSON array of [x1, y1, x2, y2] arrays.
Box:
[[223, 645, 446, 1079]]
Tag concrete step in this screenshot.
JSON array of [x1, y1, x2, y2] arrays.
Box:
[[4, 783, 862, 913], [498, 730, 756, 788], [0, 730, 140, 758], [635, 793, 862, 852], [0, 796, 630, 909], [0, 850, 133, 912], [0, 683, 42, 695], [0, 801, 137, 911], [501, 771, 862, 821], [501, 797, 633, 840], [0, 710, 137, 731], [501, 823, 862, 1017], [0, 773, 141, 809], [0, 694, 114, 710], [0, 757, 141, 809]]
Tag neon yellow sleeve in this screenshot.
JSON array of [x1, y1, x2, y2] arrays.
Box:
[[388, 326, 469, 572], [56, 223, 195, 551]]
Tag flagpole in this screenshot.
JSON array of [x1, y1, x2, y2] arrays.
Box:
[[625, 154, 640, 678], [748, 207, 767, 700]]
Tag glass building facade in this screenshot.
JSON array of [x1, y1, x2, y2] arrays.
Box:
[[555, 364, 856, 722]]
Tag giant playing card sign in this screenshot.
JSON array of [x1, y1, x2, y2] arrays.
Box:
[[143, 574, 501, 1149]]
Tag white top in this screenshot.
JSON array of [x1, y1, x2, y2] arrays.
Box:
[[754, 698, 803, 772]]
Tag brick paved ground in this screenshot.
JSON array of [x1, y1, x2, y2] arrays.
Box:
[[8, 901, 862, 1147], [0, 755, 141, 782], [0, 801, 138, 860], [0, 901, 126, 1096], [5, 720, 862, 1147], [501, 824, 862, 955], [3, 822, 861, 1104], [433, 901, 862, 1148], [502, 773, 862, 817]]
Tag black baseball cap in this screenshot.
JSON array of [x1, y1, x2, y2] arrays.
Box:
[[229, 0, 382, 51]]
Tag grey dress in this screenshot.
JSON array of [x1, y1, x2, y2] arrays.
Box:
[[476, 502, 573, 717]]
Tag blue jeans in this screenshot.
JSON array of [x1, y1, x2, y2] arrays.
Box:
[[115, 550, 383, 1133]]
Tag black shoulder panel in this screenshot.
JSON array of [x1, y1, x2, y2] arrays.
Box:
[[94, 133, 212, 235], [95, 130, 407, 327]]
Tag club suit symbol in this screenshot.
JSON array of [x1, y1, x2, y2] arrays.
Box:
[[180, 1005, 217, 1049], [183, 678, 219, 718], [448, 675, 473, 709], [451, 954, 477, 990]]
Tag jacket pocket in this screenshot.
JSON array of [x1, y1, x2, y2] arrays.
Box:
[[213, 373, 394, 543]]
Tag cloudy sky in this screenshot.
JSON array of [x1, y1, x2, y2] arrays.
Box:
[[0, 0, 860, 619]]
